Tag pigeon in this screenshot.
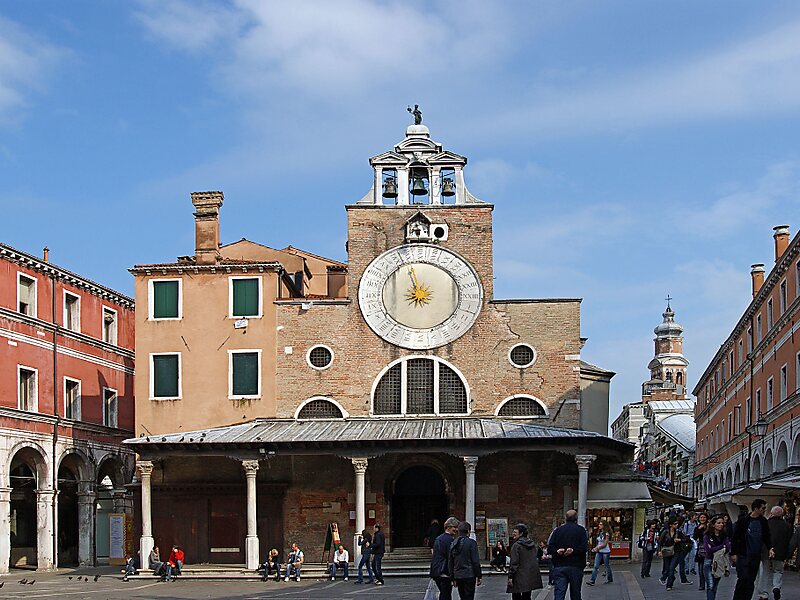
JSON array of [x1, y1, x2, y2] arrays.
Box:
[[94, 575, 100, 582], [84, 576, 89, 582], [18, 578, 27, 584], [27, 580, 35, 585], [68, 576, 73, 579], [0, 581, 4, 587]]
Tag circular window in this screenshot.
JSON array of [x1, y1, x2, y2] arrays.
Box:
[[307, 345, 334, 370], [509, 344, 536, 368]]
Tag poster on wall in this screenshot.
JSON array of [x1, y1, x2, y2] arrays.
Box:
[[109, 513, 127, 565], [475, 510, 486, 531], [486, 518, 508, 548]]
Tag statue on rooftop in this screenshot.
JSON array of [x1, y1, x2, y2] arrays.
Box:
[[407, 104, 422, 125]]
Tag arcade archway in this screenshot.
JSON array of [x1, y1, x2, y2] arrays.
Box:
[[391, 465, 448, 548]]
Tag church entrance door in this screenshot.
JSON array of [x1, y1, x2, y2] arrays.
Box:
[[391, 465, 448, 548]]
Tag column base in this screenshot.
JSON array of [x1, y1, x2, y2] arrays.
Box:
[[140, 535, 154, 570], [245, 535, 260, 570]]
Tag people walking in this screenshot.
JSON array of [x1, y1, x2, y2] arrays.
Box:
[[507, 522, 543, 600], [639, 521, 658, 578], [731, 498, 773, 600], [702, 515, 730, 600], [448, 521, 482, 600], [757, 505, 791, 600], [354, 529, 373, 584], [586, 521, 613, 585], [694, 512, 709, 590], [664, 520, 693, 589], [658, 520, 677, 586], [547, 510, 588, 600], [371, 523, 385, 585], [425, 519, 443, 550], [430, 516, 459, 600], [683, 513, 699, 574]]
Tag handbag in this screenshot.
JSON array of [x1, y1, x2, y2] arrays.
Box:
[[424, 578, 439, 600], [661, 545, 675, 557]]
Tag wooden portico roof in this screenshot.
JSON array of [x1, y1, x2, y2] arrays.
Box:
[[124, 417, 632, 458]]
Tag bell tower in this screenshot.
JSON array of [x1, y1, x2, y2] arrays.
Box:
[[642, 299, 689, 401]]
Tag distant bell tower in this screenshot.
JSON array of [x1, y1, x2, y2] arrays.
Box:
[[642, 299, 689, 401]]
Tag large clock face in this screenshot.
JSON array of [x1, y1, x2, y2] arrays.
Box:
[[358, 244, 483, 349]]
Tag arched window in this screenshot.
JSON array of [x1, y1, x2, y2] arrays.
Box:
[[676, 372, 683, 385], [296, 397, 346, 420], [372, 357, 469, 416], [496, 395, 548, 418]]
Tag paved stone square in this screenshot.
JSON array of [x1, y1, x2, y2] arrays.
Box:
[[0, 564, 798, 600]]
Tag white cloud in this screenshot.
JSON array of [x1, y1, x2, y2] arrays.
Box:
[[0, 17, 64, 124], [133, 0, 243, 53]]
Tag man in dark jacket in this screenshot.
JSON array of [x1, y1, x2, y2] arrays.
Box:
[[448, 521, 482, 600], [548, 510, 588, 600], [371, 524, 385, 585], [731, 498, 773, 600], [509, 522, 543, 599], [757, 506, 792, 600], [430, 516, 459, 600]]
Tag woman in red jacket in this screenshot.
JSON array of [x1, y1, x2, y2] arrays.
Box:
[[166, 546, 184, 581]]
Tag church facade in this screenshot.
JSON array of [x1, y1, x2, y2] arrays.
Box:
[[127, 119, 631, 568]]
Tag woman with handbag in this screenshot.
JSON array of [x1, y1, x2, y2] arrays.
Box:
[[639, 521, 659, 578], [702, 515, 731, 600], [658, 521, 677, 585], [694, 513, 709, 590]]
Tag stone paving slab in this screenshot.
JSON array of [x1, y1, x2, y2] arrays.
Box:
[[0, 563, 797, 599]]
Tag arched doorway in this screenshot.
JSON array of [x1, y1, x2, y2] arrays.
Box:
[[57, 463, 79, 566], [9, 446, 46, 568], [391, 465, 448, 548]]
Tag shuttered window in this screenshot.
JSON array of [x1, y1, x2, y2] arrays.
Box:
[[152, 354, 179, 398], [232, 278, 259, 317], [232, 352, 259, 397], [152, 281, 179, 319]]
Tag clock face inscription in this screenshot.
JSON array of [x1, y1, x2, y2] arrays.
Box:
[[358, 244, 483, 349]]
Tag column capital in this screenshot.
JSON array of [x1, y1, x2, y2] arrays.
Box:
[[575, 454, 597, 470], [36, 489, 57, 500], [137, 460, 154, 478], [242, 460, 260, 476], [462, 456, 479, 473], [351, 457, 369, 474]]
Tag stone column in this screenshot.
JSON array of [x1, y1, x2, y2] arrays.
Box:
[[137, 461, 154, 568], [575, 455, 596, 528], [463, 457, 478, 537], [36, 488, 56, 571], [77, 482, 96, 566], [0, 487, 11, 574], [243, 460, 260, 570], [352, 458, 368, 564]]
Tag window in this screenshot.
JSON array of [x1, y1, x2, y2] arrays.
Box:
[[767, 378, 774, 411], [727, 412, 733, 440], [496, 395, 547, 418], [729, 351, 734, 375], [102, 307, 117, 345], [721, 364, 726, 383], [372, 357, 469, 416], [103, 387, 118, 428], [715, 424, 720, 450], [229, 350, 261, 398], [781, 364, 788, 402], [756, 388, 761, 415], [738, 339, 743, 365], [796, 262, 800, 298], [307, 345, 333, 370], [734, 405, 741, 435], [18, 366, 37, 411], [63, 291, 81, 332], [747, 327, 753, 353], [149, 279, 181, 320], [746, 397, 752, 426], [230, 277, 262, 318], [767, 299, 774, 330], [780, 280, 788, 313], [757, 315, 763, 342], [150, 353, 180, 399], [64, 378, 81, 420], [17, 273, 37, 317], [797, 352, 800, 394], [296, 397, 345, 419], [508, 344, 537, 368]]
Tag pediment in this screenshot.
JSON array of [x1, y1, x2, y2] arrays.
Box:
[[428, 151, 467, 166], [395, 136, 441, 154], [406, 211, 432, 225], [369, 151, 408, 166]]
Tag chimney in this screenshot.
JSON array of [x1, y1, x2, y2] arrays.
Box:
[[43, 246, 49, 262], [751, 263, 765, 298], [773, 225, 790, 262], [191, 191, 224, 265]]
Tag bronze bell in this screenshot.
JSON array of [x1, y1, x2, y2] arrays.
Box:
[[441, 178, 455, 197], [382, 177, 398, 198], [410, 177, 428, 196]]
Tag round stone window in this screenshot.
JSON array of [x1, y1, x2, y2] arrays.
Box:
[[508, 344, 536, 368], [307, 345, 334, 370]]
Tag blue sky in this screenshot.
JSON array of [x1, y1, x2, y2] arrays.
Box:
[[3, 1, 800, 428]]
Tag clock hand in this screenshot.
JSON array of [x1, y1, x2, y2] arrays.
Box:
[[409, 265, 420, 288]]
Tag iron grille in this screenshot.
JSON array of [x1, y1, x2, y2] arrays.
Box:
[[308, 346, 333, 368], [510, 344, 535, 367], [498, 396, 545, 417], [439, 363, 467, 413], [407, 358, 434, 414], [297, 398, 343, 419], [374, 363, 402, 414]]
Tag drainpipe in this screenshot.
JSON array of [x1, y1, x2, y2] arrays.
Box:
[[746, 314, 754, 484], [50, 267, 60, 568]]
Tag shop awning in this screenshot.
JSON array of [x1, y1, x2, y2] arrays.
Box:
[[706, 478, 800, 506], [586, 481, 652, 508], [647, 483, 695, 508]]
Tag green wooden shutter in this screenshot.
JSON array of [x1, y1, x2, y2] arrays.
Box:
[[153, 355, 179, 397], [232, 279, 259, 317], [153, 281, 179, 318], [232, 352, 259, 396]]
